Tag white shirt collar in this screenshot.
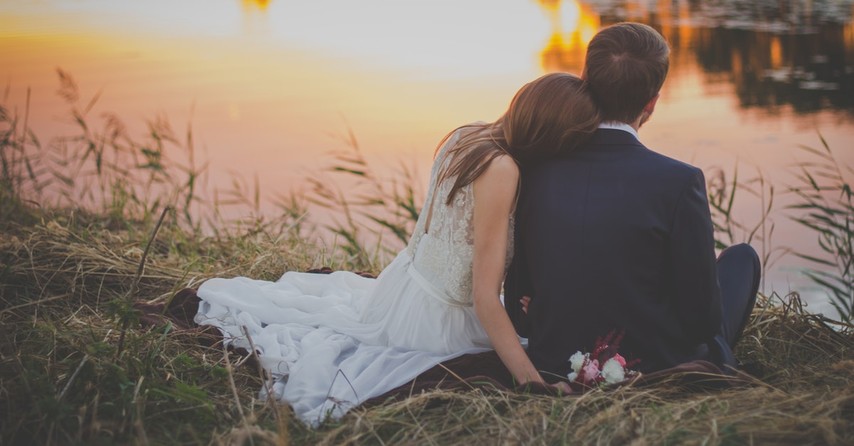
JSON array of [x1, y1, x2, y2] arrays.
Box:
[[598, 121, 639, 141]]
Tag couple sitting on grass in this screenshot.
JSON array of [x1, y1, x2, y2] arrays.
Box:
[[193, 22, 761, 426]]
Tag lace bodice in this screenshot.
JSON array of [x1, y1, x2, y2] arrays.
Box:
[[406, 127, 515, 307]]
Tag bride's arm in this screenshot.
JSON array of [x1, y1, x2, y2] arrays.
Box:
[[472, 155, 544, 385]]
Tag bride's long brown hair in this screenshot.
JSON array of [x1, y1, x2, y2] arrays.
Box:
[[437, 73, 600, 205]]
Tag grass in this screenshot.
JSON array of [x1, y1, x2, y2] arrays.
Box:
[[1, 73, 853, 444], [0, 203, 854, 444], [788, 137, 854, 322], [1, 207, 851, 444]]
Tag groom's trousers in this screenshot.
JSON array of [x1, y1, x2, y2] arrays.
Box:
[[709, 243, 761, 371]]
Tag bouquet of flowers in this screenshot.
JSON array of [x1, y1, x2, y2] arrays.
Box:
[[566, 330, 639, 389]]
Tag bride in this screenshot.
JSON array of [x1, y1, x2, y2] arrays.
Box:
[[195, 72, 600, 425]]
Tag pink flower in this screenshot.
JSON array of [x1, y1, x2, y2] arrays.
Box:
[[565, 330, 640, 389], [580, 359, 601, 385]]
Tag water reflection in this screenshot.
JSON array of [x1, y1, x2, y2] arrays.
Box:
[[242, 0, 271, 11], [241, 0, 271, 36], [695, 23, 854, 113], [536, 0, 854, 114], [538, 0, 600, 72]]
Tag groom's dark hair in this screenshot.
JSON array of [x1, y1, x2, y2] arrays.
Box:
[[583, 22, 670, 123]]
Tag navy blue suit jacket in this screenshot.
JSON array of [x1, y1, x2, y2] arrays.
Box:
[[505, 128, 722, 376]]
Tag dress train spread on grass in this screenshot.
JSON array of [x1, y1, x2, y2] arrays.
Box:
[[195, 128, 511, 425]]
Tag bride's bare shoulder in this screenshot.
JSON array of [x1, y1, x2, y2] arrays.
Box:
[[488, 154, 520, 175], [477, 155, 520, 188]]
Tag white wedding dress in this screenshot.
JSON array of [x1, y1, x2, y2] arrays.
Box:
[[195, 128, 513, 426]]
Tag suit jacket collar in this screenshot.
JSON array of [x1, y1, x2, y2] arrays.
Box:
[[588, 128, 644, 146], [598, 121, 639, 140]]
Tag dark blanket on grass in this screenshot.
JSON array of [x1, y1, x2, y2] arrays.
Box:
[[137, 285, 753, 406]]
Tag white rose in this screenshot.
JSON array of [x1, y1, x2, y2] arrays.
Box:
[[567, 372, 578, 382], [569, 351, 586, 373], [601, 358, 626, 384]]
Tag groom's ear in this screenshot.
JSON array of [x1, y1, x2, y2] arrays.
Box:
[[643, 93, 660, 116]]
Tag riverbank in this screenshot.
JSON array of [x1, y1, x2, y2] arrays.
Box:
[[2, 79, 853, 443], [1, 200, 852, 445]]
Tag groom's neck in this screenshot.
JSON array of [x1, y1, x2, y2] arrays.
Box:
[[608, 118, 641, 132], [608, 115, 643, 132], [627, 119, 641, 132]]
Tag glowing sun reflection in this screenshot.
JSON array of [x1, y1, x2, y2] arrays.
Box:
[[536, 0, 600, 73], [242, 0, 271, 11]]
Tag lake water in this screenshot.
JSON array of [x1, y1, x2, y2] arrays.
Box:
[[2, 0, 853, 315]]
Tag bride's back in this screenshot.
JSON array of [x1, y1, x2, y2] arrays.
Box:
[[406, 127, 514, 308]]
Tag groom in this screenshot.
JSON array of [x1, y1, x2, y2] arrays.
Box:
[[503, 22, 761, 377]]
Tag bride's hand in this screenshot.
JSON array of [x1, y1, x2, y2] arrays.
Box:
[[551, 381, 573, 395], [515, 379, 574, 396], [519, 296, 531, 314]]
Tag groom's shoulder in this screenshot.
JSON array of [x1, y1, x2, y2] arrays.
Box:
[[579, 130, 700, 174], [651, 151, 705, 190], [636, 143, 703, 180], [644, 146, 701, 175]]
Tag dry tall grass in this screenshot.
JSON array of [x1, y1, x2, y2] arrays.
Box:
[[1, 203, 852, 445]]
